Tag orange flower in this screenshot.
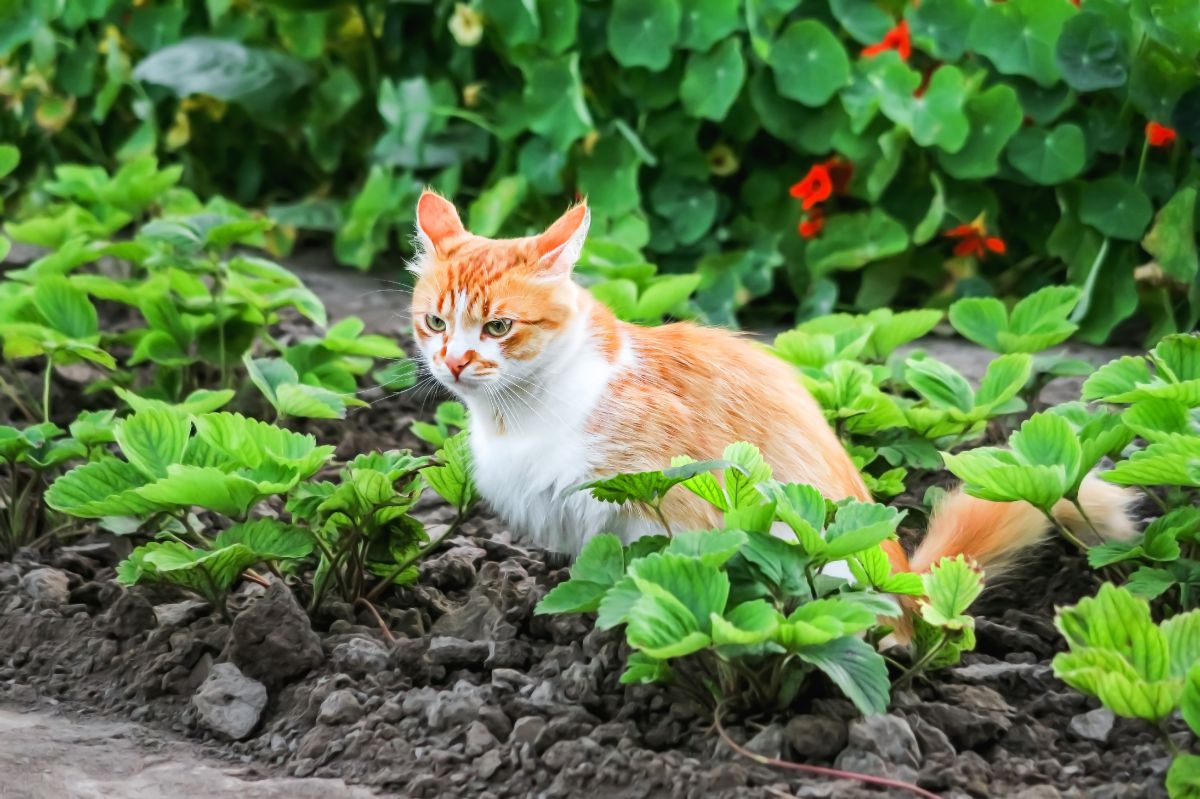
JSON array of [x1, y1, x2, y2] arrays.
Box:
[[1146, 121, 1177, 148], [798, 207, 825, 239], [944, 214, 1006, 259], [862, 20, 911, 61], [789, 164, 833, 210]]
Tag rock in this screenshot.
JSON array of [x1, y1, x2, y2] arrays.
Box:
[[317, 690, 364, 726], [154, 599, 212, 627], [1069, 708, 1114, 743], [463, 720, 498, 757], [845, 715, 919, 768], [20, 568, 70, 605], [743, 725, 785, 759], [908, 715, 955, 759], [475, 749, 503, 780], [426, 636, 489, 667], [421, 545, 487, 589], [950, 661, 1051, 688], [510, 716, 546, 745], [785, 715, 848, 760], [330, 637, 389, 677], [192, 663, 267, 740], [227, 583, 323, 687], [102, 591, 157, 639], [430, 594, 502, 639], [1012, 787, 1062, 799], [916, 702, 1008, 750], [835, 749, 918, 783]]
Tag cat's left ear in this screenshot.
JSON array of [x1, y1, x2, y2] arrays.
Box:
[[534, 202, 590, 279]]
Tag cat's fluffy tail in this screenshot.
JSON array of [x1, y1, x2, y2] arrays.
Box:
[[908, 475, 1137, 576], [883, 475, 1136, 642]]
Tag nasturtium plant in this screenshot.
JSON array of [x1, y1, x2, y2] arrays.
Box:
[[537, 441, 976, 717]]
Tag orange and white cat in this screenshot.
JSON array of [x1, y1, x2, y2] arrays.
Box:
[[409, 191, 1134, 588]]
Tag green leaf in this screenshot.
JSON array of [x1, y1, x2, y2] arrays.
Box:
[[113, 408, 190, 480], [579, 459, 733, 506], [1079, 177, 1154, 241], [770, 20, 851, 107], [948, 297, 1007, 351], [1167, 754, 1200, 799], [32, 276, 98, 340], [620, 651, 671, 684], [1007, 124, 1087, 185], [520, 54, 593, 151], [607, 0, 681, 71], [796, 636, 891, 715], [214, 518, 313, 560], [46, 458, 160, 518], [629, 552, 730, 635], [1142, 186, 1198, 283], [805, 209, 908, 273], [905, 357, 974, 413], [1056, 583, 1170, 682], [136, 465, 266, 516], [468, 175, 527, 238], [678, 0, 740, 50], [1055, 11, 1130, 91], [665, 529, 748, 567], [908, 0, 976, 61], [1163, 611, 1200, 680], [1010, 412, 1083, 488], [976, 354, 1034, 409], [0, 144, 18, 179], [920, 555, 983, 630], [133, 37, 312, 106], [680, 38, 745, 121], [710, 599, 781, 647], [967, 0, 1074, 87], [936, 84, 1025, 179], [422, 430, 478, 510]]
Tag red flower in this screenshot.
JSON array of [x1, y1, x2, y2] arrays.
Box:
[[798, 208, 825, 239], [789, 164, 833, 210], [1146, 121, 1177, 148], [862, 20, 911, 61], [944, 215, 1006, 260]]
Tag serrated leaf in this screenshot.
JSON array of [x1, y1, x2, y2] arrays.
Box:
[[920, 555, 983, 629], [795, 636, 891, 715], [113, 408, 190, 480]]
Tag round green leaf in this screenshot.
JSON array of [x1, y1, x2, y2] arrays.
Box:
[[1079, 177, 1154, 241], [769, 20, 851, 107], [520, 54, 593, 151], [578, 134, 642, 217], [680, 37, 745, 121], [966, 0, 1074, 87], [1142, 186, 1198, 282], [1056, 12, 1130, 91], [937, 84, 1023, 179], [0, 144, 18, 179], [132, 37, 312, 106], [1006, 124, 1086, 185], [805, 210, 909, 273], [607, 0, 681, 71], [678, 0, 740, 50], [908, 0, 975, 61]]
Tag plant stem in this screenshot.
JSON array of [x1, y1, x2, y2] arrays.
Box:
[[355, 597, 397, 645], [1140, 486, 1169, 513], [893, 634, 948, 689], [1043, 510, 1090, 554], [364, 514, 463, 603], [355, 0, 382, 89], [1070, 497, 1103, 544], [712, 703, 942, 799], [651, 501, 673, 538], [42, 359, 52, 424], [1134, 135, 1150, 189]]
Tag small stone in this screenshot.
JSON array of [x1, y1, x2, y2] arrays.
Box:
[[192, 663, 267, 741], [510, 716, 546, 745], [426, 636, 489, 667], [785, 714, 848, 761], [475, 749, 503, 779], [1069, 707, 1114, 743], [102, 591, 157, 639], [845, 715, 919, 768], [331, 637, 389, 677], [228, 582, 323, 687], [430, 593, 502, 639], [916, 702, 1008, 750], [20, 568, 70, 605], [743, 725, 785, 759], [154, 599, 211, 627], [463, 720, 498, 756], [1012, 787, 1062, 799], [318, 689, 364, 725]]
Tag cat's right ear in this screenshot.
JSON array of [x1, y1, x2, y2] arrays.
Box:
[[533, 201, 590, 280], [414, 191, 466, 260]]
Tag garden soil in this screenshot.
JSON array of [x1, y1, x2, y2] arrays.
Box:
[[0, 248, 1175, 798]]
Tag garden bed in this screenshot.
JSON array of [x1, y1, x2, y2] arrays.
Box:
[[0, 347, 1181, 799]]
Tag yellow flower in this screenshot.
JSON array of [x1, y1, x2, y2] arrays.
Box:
[[462, 82, 484, 108], [166, 108, 191, 151], [449, 4, 484, 47], [582, 130, 601, 155]]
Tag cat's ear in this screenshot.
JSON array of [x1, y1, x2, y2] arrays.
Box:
[[414, 190, 466, 257], [534, 202, 590, 279]]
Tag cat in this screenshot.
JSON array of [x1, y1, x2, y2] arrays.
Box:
[[408, 191, 1135, 611]]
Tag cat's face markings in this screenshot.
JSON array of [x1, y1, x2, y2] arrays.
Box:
[[410, 192, 589, 398]]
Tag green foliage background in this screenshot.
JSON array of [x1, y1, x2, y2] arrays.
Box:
[[2, 0, 1199, 338]]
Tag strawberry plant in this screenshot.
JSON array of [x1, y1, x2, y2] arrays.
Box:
[[1053, 583, 1200, 799], [0, 422, 85, 556], [536, 442, 978, 716]]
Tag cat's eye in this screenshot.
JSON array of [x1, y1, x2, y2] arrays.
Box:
[[425, 314, 446, 332], [483, 318, 513, 337]]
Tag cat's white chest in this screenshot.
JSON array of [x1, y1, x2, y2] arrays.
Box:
[[469, 416, 614, 555]]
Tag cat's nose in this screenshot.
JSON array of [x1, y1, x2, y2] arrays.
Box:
[[444, 351, 474, 380]]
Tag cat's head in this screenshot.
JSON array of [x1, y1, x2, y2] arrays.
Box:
[[409, 191, 590, 397]]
